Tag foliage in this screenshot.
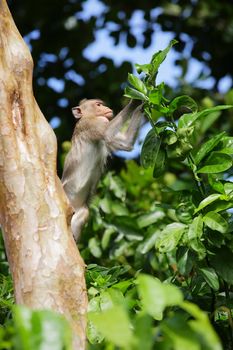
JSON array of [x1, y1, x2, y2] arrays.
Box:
[[79, 156, 233, 349], [0, 305, 72, 350], [124, 40, 232, 180], [78, 41, 233, 349], [87, 271, 221, 350]]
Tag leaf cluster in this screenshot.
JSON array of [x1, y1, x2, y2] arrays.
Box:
[[81, 42, 233, 349]]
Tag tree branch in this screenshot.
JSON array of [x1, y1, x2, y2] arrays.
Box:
[[0, 1, 87, 348]]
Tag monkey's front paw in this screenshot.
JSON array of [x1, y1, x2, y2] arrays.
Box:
[[129, 99, 141, 109]]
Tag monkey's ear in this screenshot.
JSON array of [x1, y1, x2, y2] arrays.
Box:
[[72, 106, 82, 119]]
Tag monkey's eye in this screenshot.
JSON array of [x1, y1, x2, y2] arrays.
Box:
[[96, 103, 101, 106]]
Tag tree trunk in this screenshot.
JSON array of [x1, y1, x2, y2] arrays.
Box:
[[0, 1, 87, 349]]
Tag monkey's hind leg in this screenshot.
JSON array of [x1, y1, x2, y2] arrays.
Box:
[[71, 207, 89, 241]]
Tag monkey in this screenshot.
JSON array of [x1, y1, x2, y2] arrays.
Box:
[[61, 98, 144, 241]]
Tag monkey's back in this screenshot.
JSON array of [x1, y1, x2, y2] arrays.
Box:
[[62, 119, 109, 209]]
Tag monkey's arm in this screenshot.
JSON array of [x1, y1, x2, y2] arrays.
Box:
[[106, 104, 144, 151]]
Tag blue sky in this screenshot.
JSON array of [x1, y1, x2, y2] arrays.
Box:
[[78, 0, 232, 92], [24, 0, 232, 97]]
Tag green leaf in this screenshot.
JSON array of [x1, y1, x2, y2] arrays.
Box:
[[133, 313, 153, 350], [137, 210, 165, 228], [208, 174, 225, 194], [124, 86, 147, 101], [176, 200, 195, 224], [108, 174, 126, 200], [156, 223, 187, 252], [137, 275, 165, 320], [199, 267, 219, 291], [156, 104, 169, 114], [207, 200, 233, 213], [187, 215, 203, 239], [111, 202, 129, 216], [163, 130, 178, 145], [87, 320, 104, 345], [150, 39, 178, 79], [161, 316, 201, 350], [135, 63, 151, 75], [137, 274, 183, 320], [153, 148, 167, 178], [169, 95, 198, 116], [195, 194, 222, 213], [13, 306, 72, 350], [189, 239, 206, 260], [178, 112, 196, 129], [87, 295, 104, 344], [210, 247, 233, 285], [137, 230, 160, 254], [88, 237, 102, 258], [101, 227, 116, 250], [88, 306, 133, 348], [168, 179, 196, 191], [99, 197, 111, 214], [194, 132, 226, 165], [199, 111, 221, 134], [178, 105, 232, 128], [218, 136, 233, 154], [177, 126, 195, 139], [163, 283, 183, 306], [176, 247, 196, 275], [224, 182, 233, 196], [203, 211, 228, 234], [148, 88, 162, 105], [128, 73, 147, 95], [181, 301, 222, 350], [100, 289, 125, 311], [186, 216, 206, 259], [114, 280, 133, 294], [140, 129, 161, 168], [167, 139, 193, 160], [197, 152, 232, 174]]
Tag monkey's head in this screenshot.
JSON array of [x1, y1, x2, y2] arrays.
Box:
[[72, 99, 113, 121]]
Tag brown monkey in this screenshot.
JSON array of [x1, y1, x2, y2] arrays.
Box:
[[62, 98, 143, 241]]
